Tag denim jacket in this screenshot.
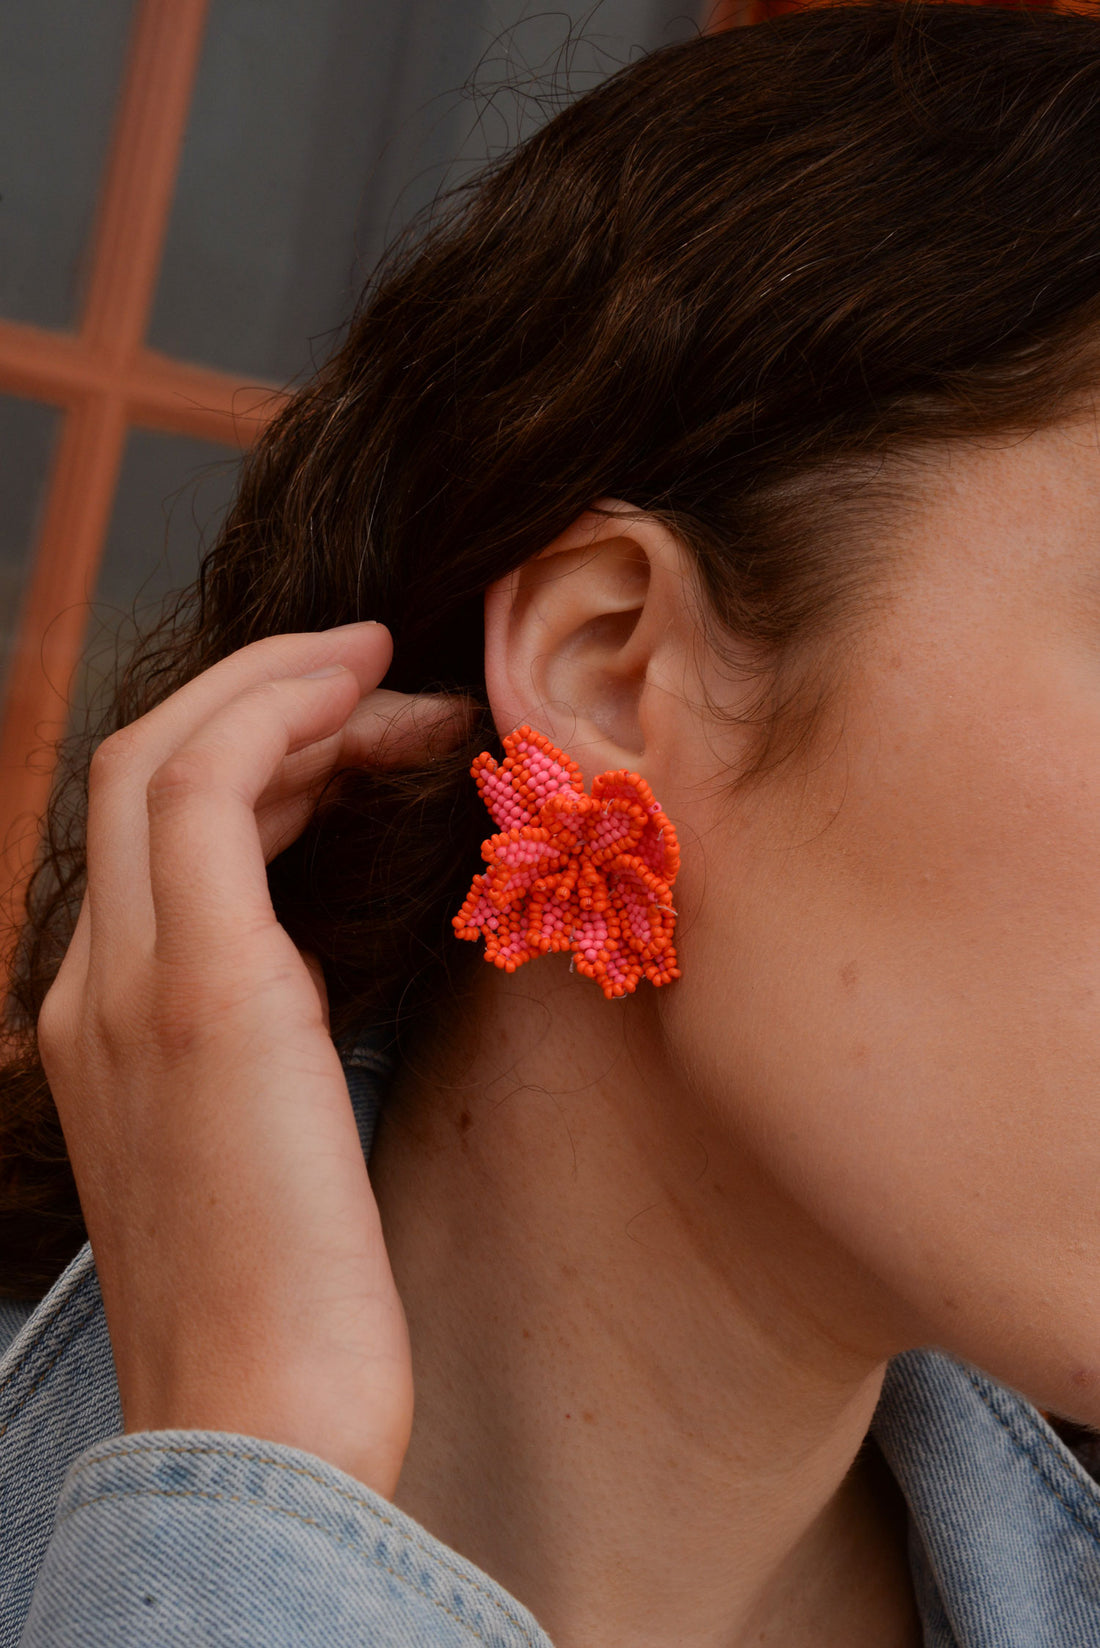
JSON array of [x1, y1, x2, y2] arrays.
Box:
[[5, 1042, 1100, 1645]]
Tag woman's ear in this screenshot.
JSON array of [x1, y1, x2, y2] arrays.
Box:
[[483, 501, 699, 787]]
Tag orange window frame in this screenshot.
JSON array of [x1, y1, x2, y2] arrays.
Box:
[[0, 0, 286, 912]]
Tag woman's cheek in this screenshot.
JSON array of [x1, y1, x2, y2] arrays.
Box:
[[666, 647, 1100, 1408]]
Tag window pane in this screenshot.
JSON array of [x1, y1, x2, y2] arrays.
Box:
[[149, 0, 696, 384], [0, 397, 59, 706], [75, 429, 240, 725], [0, 1, 135, 329]]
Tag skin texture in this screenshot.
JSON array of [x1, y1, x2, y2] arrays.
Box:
[[372, 412, 1100, 1645], [37, 408, 1100, 1646]]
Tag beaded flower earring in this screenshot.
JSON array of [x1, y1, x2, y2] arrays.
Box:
[[453, 726, 681, 999]]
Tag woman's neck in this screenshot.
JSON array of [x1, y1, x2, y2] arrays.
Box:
[[369, 963, 921, 1648]]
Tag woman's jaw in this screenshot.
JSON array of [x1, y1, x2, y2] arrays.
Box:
[[469, 416, 1100, 1429]]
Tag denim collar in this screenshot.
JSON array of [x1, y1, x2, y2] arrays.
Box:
[[3, 1039, 1100, 1646], [872, 1351, 1100, 1645]]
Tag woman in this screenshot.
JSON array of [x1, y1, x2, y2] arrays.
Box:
[[4, 2, 1100, 1642]]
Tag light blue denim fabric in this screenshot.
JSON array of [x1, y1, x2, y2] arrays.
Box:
[[4, 1039, 1100, 1644]]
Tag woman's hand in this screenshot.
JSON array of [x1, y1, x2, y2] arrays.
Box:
[[37, 622, 461, 1499]]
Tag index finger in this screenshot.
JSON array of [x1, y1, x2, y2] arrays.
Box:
[[84, 623, 393, 945], [126, 622, 395, 769], [338, 689, 475, 770]]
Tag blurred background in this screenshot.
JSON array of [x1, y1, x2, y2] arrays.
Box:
[[0, 0, 1067, 912]]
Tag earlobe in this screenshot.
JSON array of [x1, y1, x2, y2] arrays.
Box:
[[483, 502, 690, 785]]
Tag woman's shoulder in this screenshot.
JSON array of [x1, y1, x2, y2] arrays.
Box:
[[0, 1296, 36, 1358], [0, 1039, 553, 1648], [0, 1239, 551, 1647], [0, 1241, 119, 1642]]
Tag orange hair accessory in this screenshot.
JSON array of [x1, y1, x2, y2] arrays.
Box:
[[453, 726, 681, 999]]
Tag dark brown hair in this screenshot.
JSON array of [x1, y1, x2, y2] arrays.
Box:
[[4, 0, 1100, 1297]]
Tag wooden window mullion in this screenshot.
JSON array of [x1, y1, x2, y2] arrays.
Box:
[[0, 0, 215, 906]]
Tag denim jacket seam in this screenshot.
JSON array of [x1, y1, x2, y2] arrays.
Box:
[[963, 1367, 1100, 1544], [0, 1289, 102, 1441], [56, 1482, 539, 1648], [65, 1440, 540, 1644], [0, 1263, 96, 1393]]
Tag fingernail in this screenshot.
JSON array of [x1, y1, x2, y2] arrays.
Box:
[[304, 664, 349, 679]]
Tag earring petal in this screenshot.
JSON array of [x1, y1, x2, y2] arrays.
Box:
[[454, 727, 682, 998]]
